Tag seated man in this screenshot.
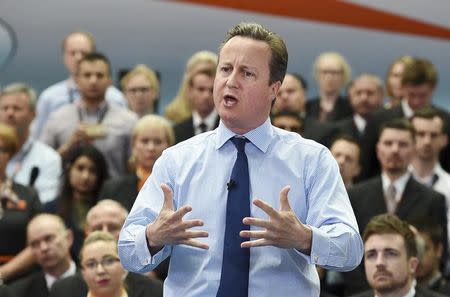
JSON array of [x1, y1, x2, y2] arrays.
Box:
[[350, 214, 445, 297], [271, 110, 304, 134], [50, 200, 163, 297], [9, 214, 76, 297], [330, 135, 361, 188]]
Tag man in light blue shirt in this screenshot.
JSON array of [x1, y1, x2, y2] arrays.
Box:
[[118, 22, 363, 297], [31, 31, 126, 138]]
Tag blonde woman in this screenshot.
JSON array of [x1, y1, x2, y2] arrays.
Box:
[[121, 65, 160, 117], [99, 115, 175, 210], [384, 55, 414, 108], [164, 50, 217, 123]]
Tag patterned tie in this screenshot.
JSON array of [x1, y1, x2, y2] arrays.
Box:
[[385, 183, 397, 214], [216, 137, 250, 297]]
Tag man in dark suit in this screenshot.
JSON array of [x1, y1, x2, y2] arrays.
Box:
[[174, 67, 219, 143], [344, 119, 447, 295], [361, 57, 450, 179], [9, 214, 76, 297], [349, 214, 446, 297]]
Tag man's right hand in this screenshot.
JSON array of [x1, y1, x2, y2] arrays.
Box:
[[145, 183, 209, 254]]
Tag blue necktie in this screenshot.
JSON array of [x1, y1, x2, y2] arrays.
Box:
[[216, 137, 250, 297]]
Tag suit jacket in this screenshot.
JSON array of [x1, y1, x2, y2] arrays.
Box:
[[361, 104, 450, 179], [306, 95, 353, 122], [0, 285, 13, 297], [302, 119, 340, 148], [174, 115, 220, 143], [9, 271, 48, 297], [99, 173, 139, 211], [335, 117, 363, 142], [349, 286, 447, 297], [49, 271, 163, 297], [343, 175, 448, 296]]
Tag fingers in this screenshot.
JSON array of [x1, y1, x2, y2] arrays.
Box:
[[242, 217, 270, 229], [241, 238, 269, 248], [253, 199, 278, 217], [179, 239, 209, 250], [279, 185, 291, 211], [160, 183, 174, 210]]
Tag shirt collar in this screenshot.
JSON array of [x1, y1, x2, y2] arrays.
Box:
[[401, 99, 414, 118], [374, 283, 415, 297], [353, 113, 367, 134], [192, 110, 218, 130], [45, 260, 76, 289], [381, 171, 411, 202], [215, 118, 273, 153]]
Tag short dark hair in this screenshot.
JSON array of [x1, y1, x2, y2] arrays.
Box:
[[77, 52, 111, 76], [219, 22, 288, 85], [363, 214, 417, 258], [401, 57, 438, 88], [410, 107, 446, 133], [409, 217, 444, 247], [378, 118, 415, 141], [289, 72, 308, 90], [330, 134, 360, 150]]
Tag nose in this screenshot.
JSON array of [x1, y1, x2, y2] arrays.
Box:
[[96, 262, 106, 274], [375, 253, 386, 266], [101, 224, 109, 233], [80, 169, 91, 180], [39, 240, 49, 252], [226, 70, 238, 89]]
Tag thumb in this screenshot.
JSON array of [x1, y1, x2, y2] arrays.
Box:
[[160, 183, 174, 210], [279, 185, 291, 211]]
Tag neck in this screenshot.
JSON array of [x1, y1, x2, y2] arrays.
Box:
[[411, 157, 437, 178], [81, 97, 104, 112], [73, 191, 93, 203], [384, 169, 407, 182], [198, 109, 213, 120], [320, 91, 339, 102], [46, 258, 71, 278], [90, 286, 125, 297]]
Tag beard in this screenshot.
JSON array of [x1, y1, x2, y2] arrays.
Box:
[[372, 270, 410, 294]]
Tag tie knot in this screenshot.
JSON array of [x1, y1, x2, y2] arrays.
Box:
[[387, 183, 397, 198], [199, 122, 207, 133], [231, 137, 247, 153]]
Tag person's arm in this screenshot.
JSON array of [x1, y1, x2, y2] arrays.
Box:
[[0, 247, 35, 281]]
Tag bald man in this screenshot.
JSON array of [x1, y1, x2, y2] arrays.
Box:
[[10, 214, 75, 297]]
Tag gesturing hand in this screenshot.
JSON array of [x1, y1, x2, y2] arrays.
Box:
[[240, 186, 312, 254], [146, 183, 209, 253]]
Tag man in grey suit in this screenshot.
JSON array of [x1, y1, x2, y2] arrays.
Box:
[[349, 214, 445, 297]]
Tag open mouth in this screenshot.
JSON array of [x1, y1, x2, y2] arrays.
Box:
[[223, 94, 238, 107]]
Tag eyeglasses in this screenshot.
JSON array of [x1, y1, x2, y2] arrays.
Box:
[[319, 69, 343, 76], [82, 255, 120, 271], [125, 87, 152, 95]]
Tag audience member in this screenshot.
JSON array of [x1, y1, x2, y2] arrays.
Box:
[[306, 51, 353, 122], [271, 110, 304, 134], [100, 115, 174, 210], [410, 218, 450, 296], [119, 22, 362, 297], [384, 55, 414, 108], [362, 57, 450, 179], [409, 107, 450, 275], [330, 135, 361, 188], [173, 67, 218, 143], [64, 231, 162, 297], [33, 31, 126, 138], [40, 52, 137, 177], [50, 200, 164, 297], [345, 119, 447, 295], [349, 214, 445, 297], [271, 72, 307, 116], [9, 214, 75, 297], [121, 64, 160, 117], [336, 73, 384, 143], [0, 123, 41, 283], [0, 83, 62, 206], [45, 145, 108, 262], [165, 50, 218, 124]]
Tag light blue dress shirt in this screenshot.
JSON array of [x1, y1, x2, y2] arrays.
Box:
[[118, 119, 363, 297], [31, 79, 127, 138]]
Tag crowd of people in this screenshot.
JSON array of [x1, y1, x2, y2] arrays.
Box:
[[0, 22, 449, 297]]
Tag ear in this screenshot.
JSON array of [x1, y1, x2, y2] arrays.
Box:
[[270, 80, 282, 100], [66, 229, 74, 248], [441, 134, 448, 148], [354, 163, 361, 177], [408, 256, 419, 274]]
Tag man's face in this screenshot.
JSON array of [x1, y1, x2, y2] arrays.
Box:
[[388, 62, 405, 100], [376, 128, 414, 175], [76, 60, 111, 102], [214, 36, 280, 134], [349, 77, 383, 117], [415, 232, 442, 281], [86, 205, 126, 240], [330, 139, 361, 185], [0, 92, 35, 134], [273, 74, 306, 114], [316, 57, 344, 95], [364, 233, 417, 295], [63, 33, 94, 76], [188, 73, 215, 118], [403, 83, 434, 111], [28, 218, 72, 272], [411, 117, 447, 162]]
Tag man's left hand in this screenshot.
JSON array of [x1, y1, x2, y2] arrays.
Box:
[[240, 185, 312, 255]]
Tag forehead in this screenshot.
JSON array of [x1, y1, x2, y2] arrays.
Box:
[[83, 240, 116, 259], [65, 34, 93, 51], [282, 75, 302, 89], [88, 206, 124, 225], [353, 77, 378, 90], [332, 139, 359, 154], [0, 92, 30, 105], [78, 60, 109, 73], [318, 56, 341, 69], [28, 218, 63, 239], [365, 233, 406, 252], [191, 72, 214, 84], [380, 128, 412, 141], [219, 36, 271, 68], [412, 116, 443, 131]]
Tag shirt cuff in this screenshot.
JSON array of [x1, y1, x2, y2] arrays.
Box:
[[136, 226, 171, 267], [308, 225, 330, 266]]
